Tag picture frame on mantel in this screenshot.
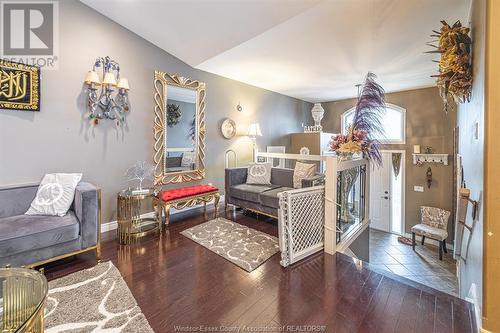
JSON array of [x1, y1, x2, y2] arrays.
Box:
[[0, 59, 40, 111]]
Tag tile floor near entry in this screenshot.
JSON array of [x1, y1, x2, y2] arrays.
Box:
[[369, 229, 458, 296]]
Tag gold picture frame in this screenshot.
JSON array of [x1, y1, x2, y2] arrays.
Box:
[[153, 71, 206, 185], [0, 59, 40, 111]]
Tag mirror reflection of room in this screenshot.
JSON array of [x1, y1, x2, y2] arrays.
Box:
[[165, 85, 197, 172]]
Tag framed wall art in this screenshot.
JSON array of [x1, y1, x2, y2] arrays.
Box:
[[0, 59, 40, 111]]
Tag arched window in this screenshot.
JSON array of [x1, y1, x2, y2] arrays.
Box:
[[341, 103, 406, 144]]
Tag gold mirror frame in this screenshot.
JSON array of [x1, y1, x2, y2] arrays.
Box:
[[153, 71, 206, 185]]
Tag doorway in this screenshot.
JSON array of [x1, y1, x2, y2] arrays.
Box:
[[369, 150, 405, 235]]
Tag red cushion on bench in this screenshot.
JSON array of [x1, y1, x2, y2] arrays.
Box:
[[159, 184, 218, 202]]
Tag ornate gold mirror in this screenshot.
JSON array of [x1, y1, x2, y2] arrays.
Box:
[[153, 71, 206, 184]]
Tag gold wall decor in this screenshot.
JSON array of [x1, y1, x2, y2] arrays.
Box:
[[153, 71, 206, 184], [0, 59, 40, 111], [427, 21, 472, 113]]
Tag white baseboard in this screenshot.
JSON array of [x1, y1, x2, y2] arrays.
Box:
[[465, 283, 482, 333], [101, 194, 225, 233], [101, 220, 118, 232], [403, 232, 454, 251]]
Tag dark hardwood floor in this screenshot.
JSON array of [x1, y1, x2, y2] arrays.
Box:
[[43, 208, 476, 333]]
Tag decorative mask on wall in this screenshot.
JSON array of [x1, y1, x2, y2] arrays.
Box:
[[392, 153, 402, 178], [83, 56, 130, 125]]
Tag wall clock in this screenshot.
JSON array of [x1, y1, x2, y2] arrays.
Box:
[[221, 118, 236, 139]]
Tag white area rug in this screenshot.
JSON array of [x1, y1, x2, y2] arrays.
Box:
[[181, 218, 280, 272], [45, 261, 153, 333]]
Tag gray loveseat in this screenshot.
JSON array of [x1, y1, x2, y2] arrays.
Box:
[[225, 167, 323, 218], [0, 182, 101, 267]]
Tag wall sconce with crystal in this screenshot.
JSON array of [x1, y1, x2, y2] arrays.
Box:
[[84, 56, 130, 125]]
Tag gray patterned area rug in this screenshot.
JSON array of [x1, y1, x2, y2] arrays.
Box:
[[45, 261, 153, 333], [181, 218, 280, 272]]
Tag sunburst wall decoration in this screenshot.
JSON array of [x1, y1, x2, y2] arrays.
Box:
[[427, 20, 472, 113]]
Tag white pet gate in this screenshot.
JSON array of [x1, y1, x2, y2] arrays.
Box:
[[278, 186, 325, 267]]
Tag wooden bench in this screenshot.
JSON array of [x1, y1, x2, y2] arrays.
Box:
[[157, 184, 220, 226]]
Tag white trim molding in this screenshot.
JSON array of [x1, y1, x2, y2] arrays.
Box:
[[341, 103, 407, 144]]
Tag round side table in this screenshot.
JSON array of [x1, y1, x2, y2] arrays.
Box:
[[0, 267, 48, 333], [117, 188, 162, 245]]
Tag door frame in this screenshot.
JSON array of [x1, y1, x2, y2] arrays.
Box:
[[373, 149, 406, 235]]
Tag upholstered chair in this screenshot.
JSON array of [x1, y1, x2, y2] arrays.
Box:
[[411, 206, 451, 260]]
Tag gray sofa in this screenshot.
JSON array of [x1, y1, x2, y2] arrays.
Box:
[[0, 182, 101, 267], [225, 167, 323, 218]]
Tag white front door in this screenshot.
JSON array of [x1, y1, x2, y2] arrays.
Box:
[[369, 152, 392, 232]]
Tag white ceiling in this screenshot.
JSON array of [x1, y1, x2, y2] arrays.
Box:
[[81, 0, 471, 102]]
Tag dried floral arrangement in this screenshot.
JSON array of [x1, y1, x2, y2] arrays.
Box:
[[427, 20, 472, 112], [167, 103, 182, 127], [330, 72, 385, 166]]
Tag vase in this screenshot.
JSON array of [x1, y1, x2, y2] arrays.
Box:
[[337, 151, 354, 161], [311, 103, 325, 129]]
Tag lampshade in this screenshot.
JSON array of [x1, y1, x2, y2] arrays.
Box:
[[247, 123, 262, 137], [117, 77, 130, 90], [102, 72, 117, 86], [84, 70, 100, 85]]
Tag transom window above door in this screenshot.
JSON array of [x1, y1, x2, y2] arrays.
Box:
[[341, 103, 406, 144]]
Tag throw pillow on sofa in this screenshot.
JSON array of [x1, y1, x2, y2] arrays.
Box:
[[25, 173, 83, 217], [246, 162, 272, 185], [293, 162, 316, 188]]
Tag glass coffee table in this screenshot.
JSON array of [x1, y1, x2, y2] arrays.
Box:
[[0, 267, 48, 333], [117, 188, 163, 245]]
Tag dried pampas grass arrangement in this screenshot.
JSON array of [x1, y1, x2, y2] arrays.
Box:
[[427, 20, 472, 113]]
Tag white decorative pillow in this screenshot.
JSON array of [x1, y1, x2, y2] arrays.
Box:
[[181, 151, 196, 167], [246, 162, 272, 185], [293, 162, 316, 188], [25, 173, 83, 217]]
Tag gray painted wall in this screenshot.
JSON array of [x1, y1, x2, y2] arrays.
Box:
[[0, 0, 311, 223], [457, 0, 484, 312]]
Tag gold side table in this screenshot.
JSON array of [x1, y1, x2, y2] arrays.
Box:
[[0, 267, 48, 333], [117, 188, 163, 245]]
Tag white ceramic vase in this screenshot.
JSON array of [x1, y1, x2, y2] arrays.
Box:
[[311, 103, 325, 128]]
